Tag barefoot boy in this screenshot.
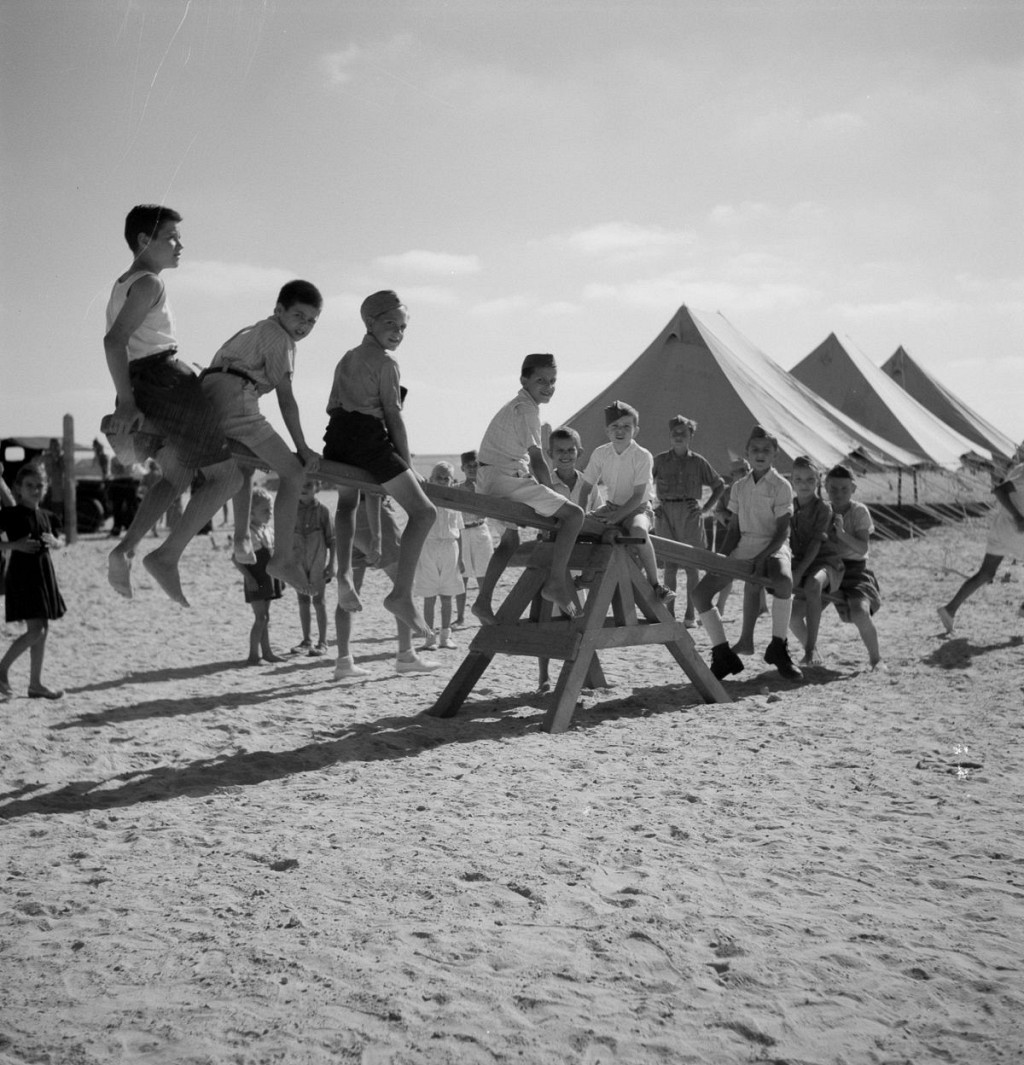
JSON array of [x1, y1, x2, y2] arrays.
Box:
[[692, 425, 802, 682], [580, 401, 674, 609], [475, 353, 584, 618], [200, 279, 323, 593], [454, 449, 493, 627], [103, 204, 241, 605]]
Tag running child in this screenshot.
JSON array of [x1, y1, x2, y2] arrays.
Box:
[[103, 204, 241, 606], [234, 487, 285, 665], [823, 465, 884, 669], [474, 353, 584, 621], [937, 452, 1024, 633], [454, 450, 493, 628], [322, 291, 434, 637], [787, 456, 844, 666], [414, 462, 464, 650], [200, 279, 323, 592], [580, 400, 674, 609], [652, 415, 724, 625], [692, 426, 802, 682], [0, 465, 67, 699], [291, 477, 335, 656]]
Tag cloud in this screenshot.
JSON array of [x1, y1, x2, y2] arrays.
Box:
[[173, 260, 296, 297], [375, 250, 482, 276], [559, 221, 695, 258], [469, 294, 535, 316], [320, 44, 362, 86], [583, 275, 816, 313]]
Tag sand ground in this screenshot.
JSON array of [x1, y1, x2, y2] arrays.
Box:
[[1, 518, 1023, 1064]]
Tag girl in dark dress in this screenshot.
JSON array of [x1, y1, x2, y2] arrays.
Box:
[[0, 465, 67, 699]]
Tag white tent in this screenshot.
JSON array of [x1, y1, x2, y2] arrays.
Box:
[[563, 306, 923, 476], [881, 346, 1018, 463], [789, 334, 988, 469]]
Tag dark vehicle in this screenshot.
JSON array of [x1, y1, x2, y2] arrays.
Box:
[[1, 436, 113, 534]]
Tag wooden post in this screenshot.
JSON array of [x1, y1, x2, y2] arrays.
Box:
[[62, 414, 77, 544]]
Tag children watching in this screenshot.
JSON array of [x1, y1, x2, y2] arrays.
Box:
[[652, 415, 724, 625], [580, 400, 674, 609], [200, 279, 323, 593], [787, 456, 844, 666], [475, 353, 584, 620], [692, 425, 803, 682], [938, 452, 1024, 633], [234, 486, 285, 665], [323, 291, 434, 637], [291, 478, 335, 656], [104, 204, 241, 606], [414, 462, 464, 650], [825, 465, 884, 669], [455, 450, 493, 628]]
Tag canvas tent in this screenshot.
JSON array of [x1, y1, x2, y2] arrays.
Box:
[[563, 306, 923, 476], [880, 346, 1017, 463], [789, 334, 987, 470]]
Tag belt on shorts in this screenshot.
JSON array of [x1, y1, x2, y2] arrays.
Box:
[[200, 366, 259, 389], [131, 347, 178, 368], [464, 519, 486, 528], [661, 497, 698, 503]]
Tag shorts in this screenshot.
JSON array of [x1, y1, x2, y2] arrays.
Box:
[[413, 538, 463, 598], [592, 500, 654, 532], [655, 499, 706, 547], [831, 558, 881, 621], [477, 465, 568, 519], [985, 511, 1024, 560], [293, 533, 329, 597], [201, 372, 278, 450], [324, 409, 408, 484], [352, 496, 401, 575], [461, 521, 494, 578], [128, 351, 231, 470]]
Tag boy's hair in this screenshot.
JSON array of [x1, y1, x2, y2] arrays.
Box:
[[746, 424, 779, 450], [250, 485, 274, 508], [668, 415, 697, 433], [548, 426, 582, 449], [124, 204, 182, 252], [825, 464, 855, 482], [730, 458, 752, 477], [604, 400, 638, 426], [792, 455, 820, 476], [278, 280, 323, 309], [460, 450, 478, 466], [360, 290, 404, 327], [430, 461, 455, 480], [14, 462, 47, 489], [521, 352, 555, 378]]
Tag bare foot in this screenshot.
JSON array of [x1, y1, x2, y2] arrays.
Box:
[[233, 538, 257, 565], [731, 639, 755, 656], [142, 550, 189, 607], [471, 600, 497, 625], [336, 575, 363, 613], [108, 549, 134, 599], [801, 648, 823, 666], [266, 557, 312, 595], [540, 580, 580, 618], [383, 592, 432, 638]]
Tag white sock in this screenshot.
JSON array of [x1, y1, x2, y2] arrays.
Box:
[[771, 597, 792, 639]]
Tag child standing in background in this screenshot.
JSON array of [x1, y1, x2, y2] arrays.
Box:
[[787, 456, 844, 666], [414, 463, 464, 650], [825, 465, 884, 670], [454, 450, 493, 628], [0, 466, 67, 699], [291, 478, 335, 656], [235, 487, 284, 665]]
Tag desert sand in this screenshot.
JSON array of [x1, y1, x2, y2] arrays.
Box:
[[1, 515, 1023, 1064]]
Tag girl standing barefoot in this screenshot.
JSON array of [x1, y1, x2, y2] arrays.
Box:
[[0, 466, 67, 699]]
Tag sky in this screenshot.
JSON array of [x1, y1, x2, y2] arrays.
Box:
[[2, 0, 1022, 460]]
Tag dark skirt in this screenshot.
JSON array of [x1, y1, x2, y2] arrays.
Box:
[[323, 409, 408, 484], [130, 352, 231, 470], [1, 507, 67, 622], [832, 558, 881, 622], [243, 546, 284, 603]]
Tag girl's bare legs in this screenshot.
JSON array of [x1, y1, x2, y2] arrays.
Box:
[[334, 487, 362, 612], [313, 594, 328, 646], [792, 573, 826, 665], [939, 553, 1002, 632], [380, 470, 436, 637], [143, 456, 242, 606], [542, 501, 584, 615], [296, 594, 312, 646], [1, 619, 61, 697], [848, 599, 882, 668], [732, 582, 763, 655], [246, 602, 266, 664]]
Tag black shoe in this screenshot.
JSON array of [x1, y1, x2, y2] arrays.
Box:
[[764, 637, 803, 681], [710, 643, 744, 680]]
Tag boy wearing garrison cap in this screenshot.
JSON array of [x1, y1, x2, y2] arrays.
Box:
[[580, 400, 675, 609], [475, 353, 584, 620]]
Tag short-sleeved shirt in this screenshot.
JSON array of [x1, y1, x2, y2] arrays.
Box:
[[652, 449, 723, 502], [791, 495, 842, 569], [210, 317, 295, 395], [326, 338, 402, 421], [583, 441, 654, 508], [728, 467, 794, 557], [828, 499, 873, 561], [427, 505, 464, 543], [105, 270, 176, 361], [478, 389, 542, 476], [551, 469, 587, 506]]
